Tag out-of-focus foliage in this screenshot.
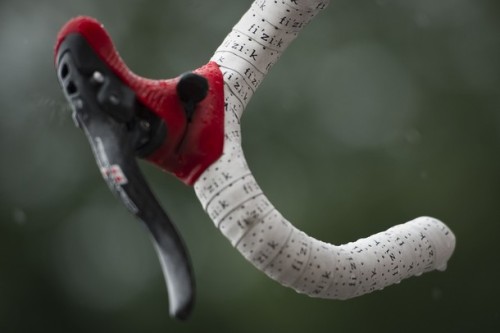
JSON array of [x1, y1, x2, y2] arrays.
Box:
[[1, 0, 499, 332]]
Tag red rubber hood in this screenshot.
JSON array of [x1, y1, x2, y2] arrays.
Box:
[[55, 16, 224, 185]]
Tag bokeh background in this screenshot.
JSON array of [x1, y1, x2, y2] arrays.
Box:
[[1, 0, 499, 332]]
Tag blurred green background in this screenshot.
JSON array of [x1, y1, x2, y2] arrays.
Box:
[[1, 0, 499, 332]]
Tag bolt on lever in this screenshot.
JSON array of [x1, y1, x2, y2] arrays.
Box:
[[55, 33, 199, 320]]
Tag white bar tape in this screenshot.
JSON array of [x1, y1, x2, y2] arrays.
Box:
[[194, 0, 456, 299]]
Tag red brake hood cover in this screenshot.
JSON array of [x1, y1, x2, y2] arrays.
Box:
[[55, 16, 224, 185]]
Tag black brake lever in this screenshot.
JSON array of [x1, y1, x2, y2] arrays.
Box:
[[56, 34, 195, 320]]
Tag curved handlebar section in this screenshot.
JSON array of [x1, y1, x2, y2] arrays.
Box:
[[194, 0, 455, 299]]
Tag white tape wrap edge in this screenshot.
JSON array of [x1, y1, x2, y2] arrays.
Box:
[[194, 0, 456, 299]]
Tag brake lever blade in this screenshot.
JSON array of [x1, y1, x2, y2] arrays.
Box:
[[56, 34, 194, 319], [88, 124, 195, 320]]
